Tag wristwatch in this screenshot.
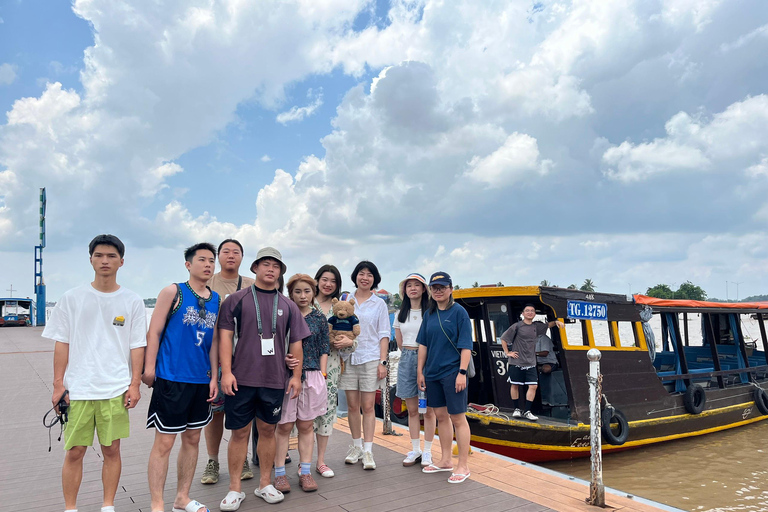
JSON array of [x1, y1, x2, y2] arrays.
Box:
[[380, 360, 388, 367], [458, 368, 467, 375]]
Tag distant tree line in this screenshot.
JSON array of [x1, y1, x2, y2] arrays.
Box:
[[541, 279, 595, 291], [646, 281, 707, 300]]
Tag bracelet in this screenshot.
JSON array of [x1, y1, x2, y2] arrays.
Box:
[[322, 372, 327, 378]]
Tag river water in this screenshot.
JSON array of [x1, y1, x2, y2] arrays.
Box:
[[542, 421, 768, 511]]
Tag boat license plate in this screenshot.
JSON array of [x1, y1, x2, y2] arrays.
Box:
[[567, 300, 607, 320]]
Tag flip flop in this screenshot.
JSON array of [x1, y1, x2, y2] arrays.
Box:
[[171, 499, 209, 512], [254, 485, 285, 504], [422, 464, 454, 474], [448, 472, 471, 484], [220, 491, 246, 511]]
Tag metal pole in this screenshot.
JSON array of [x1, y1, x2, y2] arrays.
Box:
[[587, 348, 605, 507], [382, 353, 400, 435]]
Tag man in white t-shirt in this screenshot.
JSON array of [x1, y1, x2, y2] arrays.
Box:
[[43, 234, 147, 512]]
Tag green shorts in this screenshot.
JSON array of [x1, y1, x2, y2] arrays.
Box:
[[64, 394, 130, 450]]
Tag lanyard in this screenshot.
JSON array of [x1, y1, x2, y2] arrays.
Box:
[[236, 276, 242, 291], [251, 285, 278, 339]]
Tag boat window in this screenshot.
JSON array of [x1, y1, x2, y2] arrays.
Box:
[[617, 321, 639, 348], [487, 303, 510, 344], [591, 320, 614, 347], [469, 319, 477, 342], [563, 320, 589, 346], [474, 317, 489, 343]]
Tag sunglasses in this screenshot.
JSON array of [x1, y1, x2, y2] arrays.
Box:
[[198, 297, 207, 319]]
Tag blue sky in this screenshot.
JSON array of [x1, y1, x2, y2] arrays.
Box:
[[1, 1, 768, 302]]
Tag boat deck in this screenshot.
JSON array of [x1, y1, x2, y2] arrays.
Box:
[[0, 327, 675, 511]]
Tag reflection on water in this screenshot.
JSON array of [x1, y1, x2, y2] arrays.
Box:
[[542, 421, 768, 511]]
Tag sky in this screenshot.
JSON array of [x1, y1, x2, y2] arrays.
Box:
[[1, 0, 768, 303]]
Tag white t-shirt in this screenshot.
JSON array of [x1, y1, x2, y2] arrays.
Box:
[[392, 309, 423, 348], [42, 284, 147, 400]]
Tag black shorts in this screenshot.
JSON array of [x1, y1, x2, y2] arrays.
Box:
[[146, 377, 212, 434], [425, 371, 468, 415], [224, 385, 285, 430], [507, 365, 538, 386]]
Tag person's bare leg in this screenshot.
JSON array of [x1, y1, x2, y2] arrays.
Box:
[[297, 420, 314, 463], [174, 429, 203, 511], [424, 407, 437, 442], [256, 419, 277, 489], [451, 413, 471, 476], [148, 432, 176, 512], [62, 446, 87, 510], [100, 440, 121, 508], [360, 391, 376, 443], [274, 422, 293, 467], [227, 423, 251, 493], [510, 385, 519, 401], [405, 397, 420, 441], [204, 411, 224, 459], [315, 433, 330, 467], [526, 384, 538, 402], [433, 407, 454, 468], [345, 390, 362, 439]]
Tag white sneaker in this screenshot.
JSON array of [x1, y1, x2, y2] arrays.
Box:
[[362, 451, 376, 470], [345, 445, 364, 464], [402, 450, 422, 467], [523, 410, 538, 421], [512, 408, 522, 418], [421, 452, 433, 467]]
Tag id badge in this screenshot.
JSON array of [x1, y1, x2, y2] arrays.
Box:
[[261, 337, 275, 356]]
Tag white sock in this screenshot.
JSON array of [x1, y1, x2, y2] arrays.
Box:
[[364, 441, 373, 453], [411, 439, 420, 452], [101, 507, 115, 512], [209, 454, 219, 463], [65, 510, 78, 512], [353, 438, 363, 449], [424, 440, 433, 454]]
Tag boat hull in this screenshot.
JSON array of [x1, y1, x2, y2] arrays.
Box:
[[467, 386, 768, 462]]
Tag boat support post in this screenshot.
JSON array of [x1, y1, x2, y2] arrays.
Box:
[[382, 353, 400, 436], [587, 348, 605, 507]]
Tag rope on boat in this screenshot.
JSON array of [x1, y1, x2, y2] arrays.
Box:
[[467, 403, 511, 422]]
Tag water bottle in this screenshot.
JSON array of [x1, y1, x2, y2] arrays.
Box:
[[418, 389, 427, 414]]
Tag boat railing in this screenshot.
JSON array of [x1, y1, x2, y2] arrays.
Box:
[[657, 364, 768, 383]]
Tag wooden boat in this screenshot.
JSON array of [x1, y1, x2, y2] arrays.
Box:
[[0, 298, 34, 327], [430, 286, 768, 462]]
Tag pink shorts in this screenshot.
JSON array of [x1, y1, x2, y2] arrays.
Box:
[[279, 370, 328, 424]]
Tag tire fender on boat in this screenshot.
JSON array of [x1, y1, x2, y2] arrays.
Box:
[[683, 383, 706, 414], [753, 387, 768, 415], [601, 406, 629, 446]]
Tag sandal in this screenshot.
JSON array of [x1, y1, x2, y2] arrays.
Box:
[[254, 485, 284, 504], [316, 464, 334, 478], [422, 463, 453, 474], [448, 472, 471, 484], [171, 499, 209, 512], [219, 491, 246, 511]]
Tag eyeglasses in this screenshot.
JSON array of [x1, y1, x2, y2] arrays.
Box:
[[430, 285, 449, 293]]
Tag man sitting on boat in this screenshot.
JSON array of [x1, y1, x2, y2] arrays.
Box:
[[535, 334, 559, 374], [500, 304, 564, 421]]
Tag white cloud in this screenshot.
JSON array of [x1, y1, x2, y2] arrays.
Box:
[[0, 63, 18, 85], [465, 133, 552, 187], [260, 154, 272, 162], [276, 94, 323, 125], [602, 95, 768, 182]]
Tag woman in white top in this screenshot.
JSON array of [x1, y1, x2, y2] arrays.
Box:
[[393, 273, 440, 468], [337, 261, 390, 470]]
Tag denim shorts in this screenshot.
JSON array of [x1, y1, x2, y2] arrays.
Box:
[[396, 349, 419, 399]]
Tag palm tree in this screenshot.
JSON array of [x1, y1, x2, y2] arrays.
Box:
[[540, 280, 550, 286], [496, 281, 504, 287], [567, 284, 577, 290], [472, 281, 479, 288], [580, 279, 595, 292]]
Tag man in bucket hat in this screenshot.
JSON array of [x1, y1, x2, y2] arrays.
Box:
[[218, 247, 311, 509]]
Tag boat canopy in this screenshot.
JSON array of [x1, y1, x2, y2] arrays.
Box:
[[634, 295, 768, 313]]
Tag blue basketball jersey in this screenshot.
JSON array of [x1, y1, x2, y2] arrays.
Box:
[[156, 282, 220, 384]]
